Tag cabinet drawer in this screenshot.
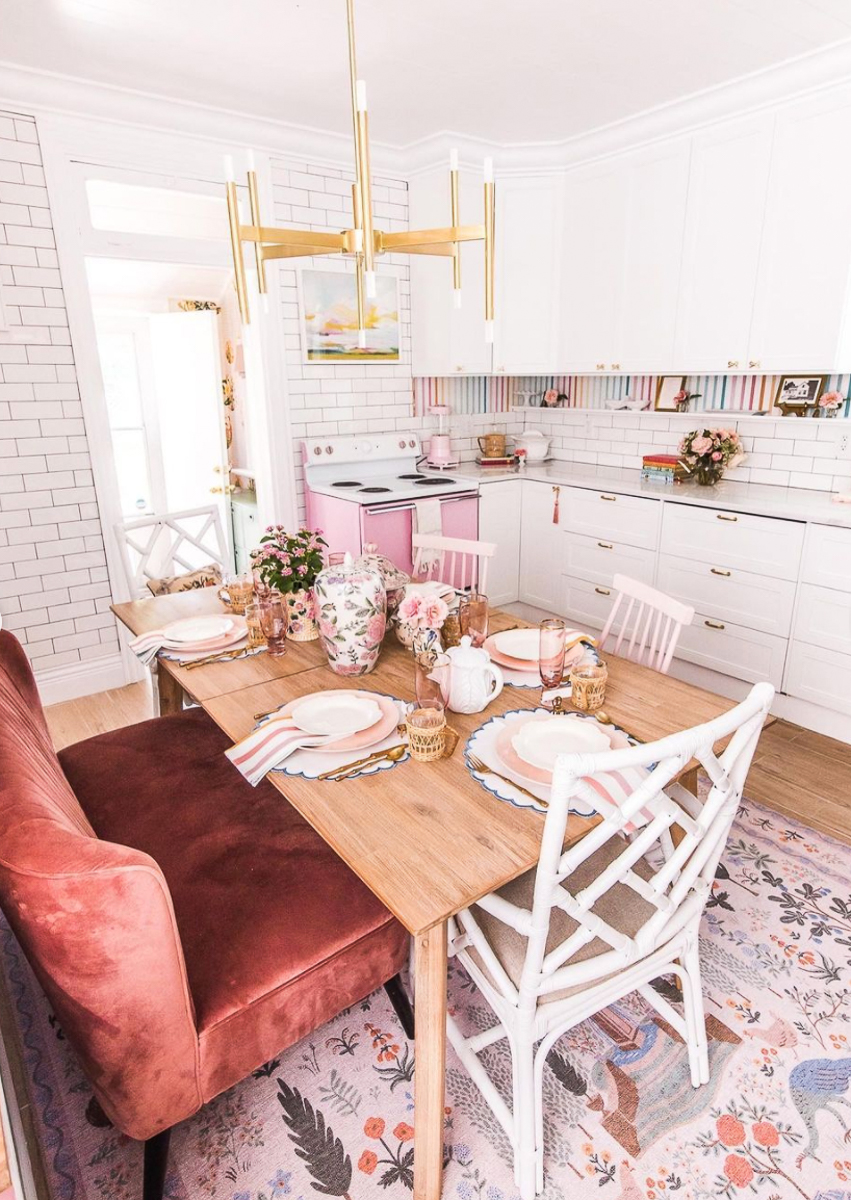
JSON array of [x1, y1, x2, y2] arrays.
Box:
[[560, 574, 617, 631], [562, 488, 661, 550], [660, 504, 804, 580], [793, 583, 851, 655], [657, 556, 796, 637], [563, 531, 655, 588], [785, 641, 851, 716], [801, 524, 851, 593], [675, 613, 787, 687]]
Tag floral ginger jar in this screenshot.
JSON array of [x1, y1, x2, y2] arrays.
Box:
[[314, 552, 387, 676]]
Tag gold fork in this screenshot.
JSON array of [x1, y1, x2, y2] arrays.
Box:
[[182, 647, 247, 670], [467, 754, 548, 809]]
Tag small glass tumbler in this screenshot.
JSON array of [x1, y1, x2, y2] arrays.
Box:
[[459, 591, 489, 648], [406, 699, 446, 762], [415, 651, 451, 707], [220, 571, 254, 615], [570, 663, 608, 712], [259, 597, 288, 658], [244, 601, 267, 650], [539, 619, 566, 688]]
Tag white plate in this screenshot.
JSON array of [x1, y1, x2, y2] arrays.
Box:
[[162, 616, 234, 643], [489, 628, 541, 663], [289, 693, 382, 737], [511, 714, 611, 772]]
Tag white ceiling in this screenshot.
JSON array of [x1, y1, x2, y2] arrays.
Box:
[[4, 1, 851, 146], [86, 258, 230, 309]]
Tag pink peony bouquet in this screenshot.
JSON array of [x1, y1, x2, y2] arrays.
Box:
[[397, 592, 449, 632], [251, 525, 327, 594], [819, 391, 844, 410], [678, 427, 744, 484]]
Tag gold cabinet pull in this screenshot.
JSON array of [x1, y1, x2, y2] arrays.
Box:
[[727, 360, 739, 368], [596, 362, 606, 371], [710, 567, 731, 577], [600, 494, 617, 502], [716, 513, 738, 522], [611, 362, 621, 370], [749, 360, 760, 368], [705, 619, 726, 630], [595, 586, 611, 596], [598, 541, 613, 550]]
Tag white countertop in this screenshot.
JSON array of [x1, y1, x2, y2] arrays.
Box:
[[427, 460, 851, 528]]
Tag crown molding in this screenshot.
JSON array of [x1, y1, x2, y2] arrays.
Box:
[[3, 35, 851, 178]]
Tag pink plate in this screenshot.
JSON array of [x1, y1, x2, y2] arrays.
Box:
[[270, 691, 399, 754], [485, 635, 591, 674], [494, 713, 629, 788], [164, 617, 247, 654]]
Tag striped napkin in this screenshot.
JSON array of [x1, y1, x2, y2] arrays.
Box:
[[226, 717, 336, 786], [127, 629, 168, 666]]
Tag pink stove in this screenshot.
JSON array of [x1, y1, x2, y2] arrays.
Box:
[[302, 433, 480, 580]]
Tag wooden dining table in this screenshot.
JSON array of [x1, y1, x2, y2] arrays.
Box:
[[112, 589, 735, 1200]]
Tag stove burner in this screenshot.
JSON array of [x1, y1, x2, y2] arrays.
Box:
[[359, 486, 392, 494], [414, 477, 456, 486], [398, 473, 427, 480], [331, 481, 362, 488]]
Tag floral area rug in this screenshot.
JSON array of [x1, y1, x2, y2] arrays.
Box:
[[3, 795, 851, 1200]]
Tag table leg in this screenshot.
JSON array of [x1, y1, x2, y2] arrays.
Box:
[[413, 922, 447, 1200], [681, 765, 699, 799], [156, 666, 185, 717]]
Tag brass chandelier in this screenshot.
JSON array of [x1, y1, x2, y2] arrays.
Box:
[[225, 0, 494, 344]]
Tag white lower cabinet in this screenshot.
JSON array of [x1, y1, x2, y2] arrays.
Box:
[[479, 481, 521, 606], [561, 575, 617, 632], [676, 614, 788, 688], [785, 642, 851, 717], [657, 556, 796, 638], [563, 488, 661, 550], [793, 583, 851, 656], [563, 530, 655, 589], [519, 480, 563, 610], [660, 504, 804, 581]]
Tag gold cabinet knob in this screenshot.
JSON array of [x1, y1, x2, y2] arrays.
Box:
[[455, 365, 463, 372], [596, 362, 606, 370], [210, 486, 223, 494], [749, 360, 760, 368], [611, 363, 620, 370], [727, 360, 739, 368]]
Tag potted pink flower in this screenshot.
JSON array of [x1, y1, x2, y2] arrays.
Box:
[[678, 428, 744, 486], [395, 591, 450, 656], [818, 390, 844, 418], [250, 526, 327, 641]]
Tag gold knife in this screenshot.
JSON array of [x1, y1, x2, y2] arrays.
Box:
[[319, 744, 406, 782], [182, 647, 247, 670]]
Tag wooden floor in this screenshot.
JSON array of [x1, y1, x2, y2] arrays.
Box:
[[42, 680, 851, 847]]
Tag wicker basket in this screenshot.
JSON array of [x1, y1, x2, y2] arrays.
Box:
[[406, 710, 447, 762], [570, 663, 608, 712]]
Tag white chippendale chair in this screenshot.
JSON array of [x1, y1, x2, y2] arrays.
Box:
[[114, 506, 229, 600], [599, 573, 695, 673], [411, 533, 496, 593], [447, 681, 774, 1199]]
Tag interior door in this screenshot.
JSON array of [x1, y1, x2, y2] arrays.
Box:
[[148, 310, 232, 549]]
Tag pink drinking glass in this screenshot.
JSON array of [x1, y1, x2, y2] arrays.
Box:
[[259, 597, 288, 658], [538, 618, 567, 702], [459, 591, 489, 648]]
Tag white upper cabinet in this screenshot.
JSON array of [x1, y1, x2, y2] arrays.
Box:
[[674, 115, 774, 373], [617, 138, 691, 373], [749, 85, 851, 372], [409, 166, 491, 376], [558, 158, 627, 373], [492, 175, 564, 375]]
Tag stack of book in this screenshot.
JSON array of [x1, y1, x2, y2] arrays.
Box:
[[641, 454, 691, 485]]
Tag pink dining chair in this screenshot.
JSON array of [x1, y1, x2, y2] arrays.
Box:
[[412, 533, 496, 593], [599, 574, 695, 674]]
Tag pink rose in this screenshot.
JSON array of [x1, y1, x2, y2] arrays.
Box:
[[673, 389, 687, 403], [398, 594, 423, 623], [691, 435, 713, 456], [421, 597, 449, 629], [543, 388, 558, 406], [712, 450, 722, 461]]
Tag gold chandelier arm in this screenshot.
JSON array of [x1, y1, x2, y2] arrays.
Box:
[[261, 244, 346, 261], [450, 159, 461, 295], [355, 254, 366, 345], [247, 171, 267, 294], [241, 227, 348, 251], [356, 90, 375, 293], [345, 0, 362, 199], [226, 181, 250, 324], [381, 225, 485, 250], [484, 162, 495, 340]]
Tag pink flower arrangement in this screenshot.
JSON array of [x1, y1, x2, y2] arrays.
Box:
[[543, 388, 559, 407], [251, 526, 327, 594], [678, 427, 744, 477], [398, 592, 449, 631], [819, 390, 844, 410]]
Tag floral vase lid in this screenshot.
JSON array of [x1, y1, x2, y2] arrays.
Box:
[[355, 543, 410, 592]]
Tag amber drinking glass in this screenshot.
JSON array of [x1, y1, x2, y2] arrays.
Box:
[[259, 597, 288, 658], [459, 591, 489, 648], [244, 601, 267, 649]]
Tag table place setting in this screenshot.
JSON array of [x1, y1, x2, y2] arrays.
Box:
[[483, 624, 601, 690], [464, 707, 650, 817], [226, 689, 412, 785], [127, 614, 264, 667]]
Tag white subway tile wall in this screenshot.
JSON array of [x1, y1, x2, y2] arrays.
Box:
[[0, 111, 117, 674], [521, 407, 851, 493], [271, 161, 524, 520]]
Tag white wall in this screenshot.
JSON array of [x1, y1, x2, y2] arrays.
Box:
[[0, 109, 118, 679]]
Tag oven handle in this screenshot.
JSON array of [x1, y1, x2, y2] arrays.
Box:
[[363, 494, 477, 516]]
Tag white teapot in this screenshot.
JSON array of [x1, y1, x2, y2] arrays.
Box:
[[445, 636, 504, 714]]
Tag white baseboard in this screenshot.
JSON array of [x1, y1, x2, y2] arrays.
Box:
[[34, 652, 126, 706]]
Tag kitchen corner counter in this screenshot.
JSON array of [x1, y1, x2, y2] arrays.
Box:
[[436, 460, 851, 528]]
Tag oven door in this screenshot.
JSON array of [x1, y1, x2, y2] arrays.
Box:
[[360, 492, 479, 585]]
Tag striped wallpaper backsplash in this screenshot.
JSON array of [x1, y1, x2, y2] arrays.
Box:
[[413, 373, 851, 418]]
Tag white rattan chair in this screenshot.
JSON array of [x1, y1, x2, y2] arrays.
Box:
[[599, 573, 695, 673], [114, 506, 229, 600], [411, 533, 496, 593], [447, 681, 774, 1198]]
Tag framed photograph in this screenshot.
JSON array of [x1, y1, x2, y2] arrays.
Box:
[[655, 375, 686, 412], [300, 268, 400, 363], [774, 374, 826, 413]]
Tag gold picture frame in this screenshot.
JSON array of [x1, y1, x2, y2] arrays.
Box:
[[774, 374, 826, 416], [655, 375, 686, 412]]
